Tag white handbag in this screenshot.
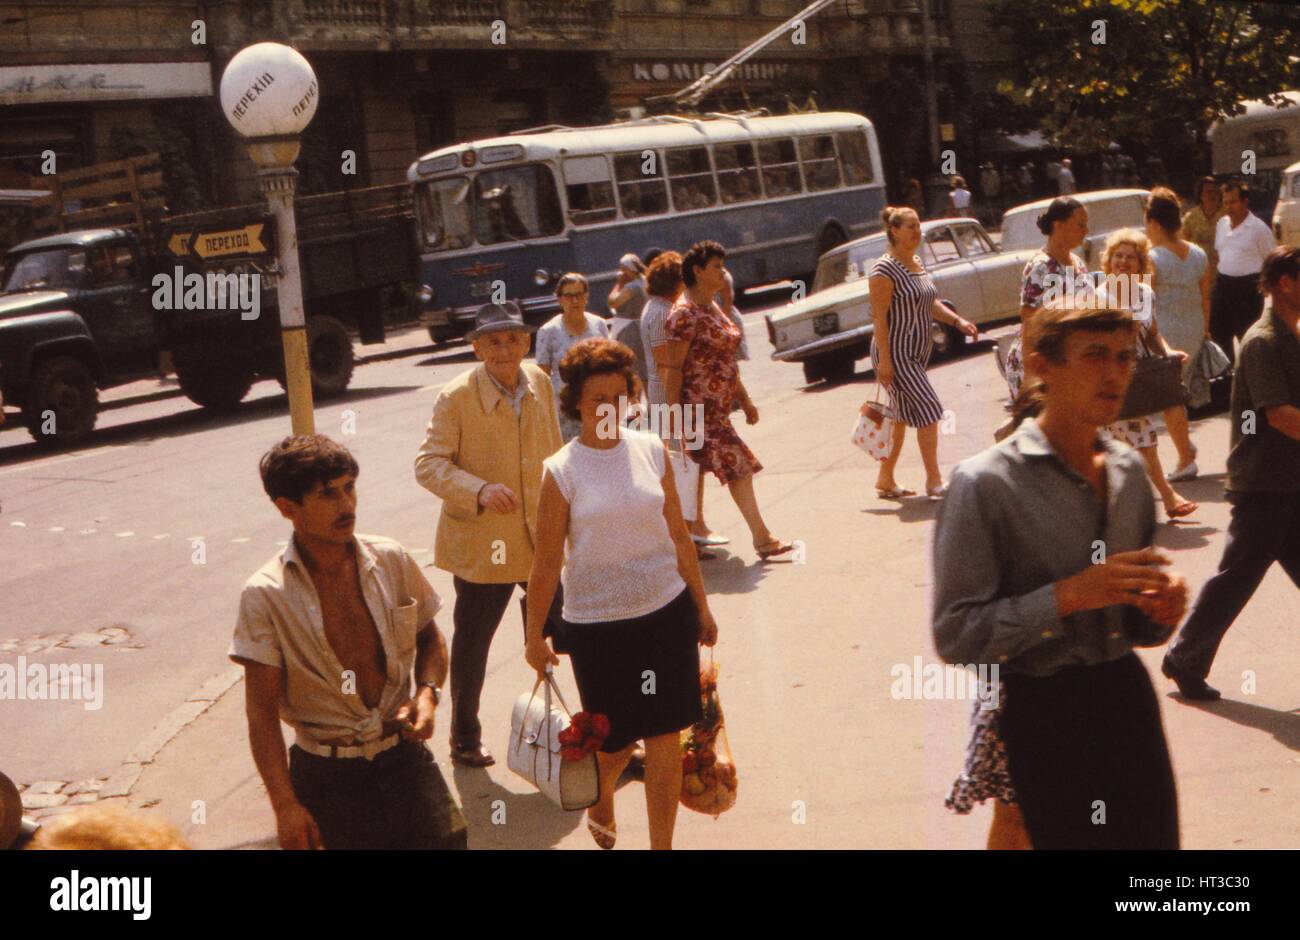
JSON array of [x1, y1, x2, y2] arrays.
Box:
[[507, 668, 600, 811], [672, 444, 701, 523], [851, 385, 896, 461]]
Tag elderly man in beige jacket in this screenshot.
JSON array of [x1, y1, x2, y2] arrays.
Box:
[[415, 302, 564, 767]]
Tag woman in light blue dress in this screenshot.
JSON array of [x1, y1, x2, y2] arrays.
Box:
[[1146, 188, 1211, 481]]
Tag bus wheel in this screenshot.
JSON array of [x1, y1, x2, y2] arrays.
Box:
[[308, 315, 355, 398], [24, 356, 98, 448]]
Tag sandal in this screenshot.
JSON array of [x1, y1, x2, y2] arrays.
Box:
[[696, 547, 718, 561], [1164, 499, 1199, 520], [691, 533, 730, 547], [448, 742, 495, 768], [876, 486, 916, 500], [926, 482, 949, 500], [754, 539, 795, 560], [587, 814, 617, 850]]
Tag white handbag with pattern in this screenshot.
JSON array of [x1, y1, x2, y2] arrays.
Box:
[[851, 385, 896, 461]]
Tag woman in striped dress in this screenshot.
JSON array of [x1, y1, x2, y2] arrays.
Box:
[[862, 206, 978, 499]]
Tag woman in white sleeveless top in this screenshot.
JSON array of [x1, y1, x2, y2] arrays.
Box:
[[524, 338, 718, 851]]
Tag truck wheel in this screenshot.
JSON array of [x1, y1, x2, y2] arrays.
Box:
[[174, 345, 254, 410], [23, 356, 98, 448], [427, 325, 458, 347], [308, 315, 354, 398]]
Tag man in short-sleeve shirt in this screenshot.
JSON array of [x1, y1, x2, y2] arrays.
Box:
[[1164, 247, 1300, 699], [231, 435, 458, 849]]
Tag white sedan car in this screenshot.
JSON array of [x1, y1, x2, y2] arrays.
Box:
[[765, 218, 1031, 384]]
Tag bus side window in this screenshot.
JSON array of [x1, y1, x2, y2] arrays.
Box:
[[666, 146, 717, 211], [716, 142, 761, 204], [836, 130, 874, 186], [758, 138, 802, 197], [614, 151, 669, 218], [563, 155, 618, 226], [799, 135, 842, 192]]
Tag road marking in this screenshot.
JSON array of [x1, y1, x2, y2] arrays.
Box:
[[9, 521, 25, 527], [115, 531, 135, 538], [230, 537, 251, 543], [153, 534, 169, 539], [0, 444, 122, 478], [49, 526, 65, 532]]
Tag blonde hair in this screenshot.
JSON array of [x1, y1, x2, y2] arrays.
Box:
[[881, 205, 917, 246], [1101, 228, 1152, 276], [27, 804, 188, 850]]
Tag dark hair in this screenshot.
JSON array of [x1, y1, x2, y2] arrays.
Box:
[[1221, 180, 1250, 204], [557, 338, 641, 420], [1145, 187, 1182, 234], [645, 250, 683, 299], [681, 240, 726, 287], [643, 247, 664, 266], [554, 272, 589, 298], [881, 205, 917, 245], [260, 435, 359, 504], [1193, 176, 1217, 202], [1036, 197, 1084, 236], [1260, 246, 1300, 294], [1006, 301, 1137, 425]]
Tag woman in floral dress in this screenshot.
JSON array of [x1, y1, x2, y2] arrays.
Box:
[[662, 240, 793, 561], [1004, 197, 1092, 405]]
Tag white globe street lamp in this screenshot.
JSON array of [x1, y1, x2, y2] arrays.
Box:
[[220, 42, 320, 435]]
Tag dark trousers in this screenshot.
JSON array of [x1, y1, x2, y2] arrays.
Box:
[[288, 740, 466, 849], [1166, 492, 1300, 679], [1000, 654, 1179, 850], [449, 577, 563, 750], [1209, 273, 1265, 366]]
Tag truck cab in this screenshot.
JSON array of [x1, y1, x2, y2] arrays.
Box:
[[0, 229, 160, 445]]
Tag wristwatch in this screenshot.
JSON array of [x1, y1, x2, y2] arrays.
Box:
[[418, 681, 442, 705]]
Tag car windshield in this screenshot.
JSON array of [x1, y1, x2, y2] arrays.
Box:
[[812, 237, 888, 293], [2, 247, 87, 292]]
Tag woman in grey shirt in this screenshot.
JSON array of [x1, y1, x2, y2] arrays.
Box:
[[933, 299, 1189, 849]]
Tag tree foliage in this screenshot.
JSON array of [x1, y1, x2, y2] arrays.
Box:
[[989, 0, 1300, 159]]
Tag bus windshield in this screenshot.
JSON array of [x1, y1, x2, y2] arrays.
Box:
[[417, 163, 564, 251]]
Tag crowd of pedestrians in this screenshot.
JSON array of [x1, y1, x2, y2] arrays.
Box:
[[217, 172, 1294, 854]]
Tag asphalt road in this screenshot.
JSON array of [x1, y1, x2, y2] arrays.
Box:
[[3, 311, 1297, 848]]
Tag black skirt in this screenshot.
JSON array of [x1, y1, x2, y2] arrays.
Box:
[[999, 652, 1179, 849], [561, 588, 703, 753]]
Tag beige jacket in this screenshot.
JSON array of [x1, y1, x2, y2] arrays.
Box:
[[414, 363, 562, 583]]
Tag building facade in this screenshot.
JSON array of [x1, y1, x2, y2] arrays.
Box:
[[0, 0, 993, 211]]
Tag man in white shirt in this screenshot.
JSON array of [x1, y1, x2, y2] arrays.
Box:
[[1211, 181, 1277, 365]]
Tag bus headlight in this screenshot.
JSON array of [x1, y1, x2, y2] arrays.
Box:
[[417, 284, 435, 304], [533, 268, 550, 287]]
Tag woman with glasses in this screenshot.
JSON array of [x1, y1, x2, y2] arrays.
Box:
[[535, 273, 611, 442]]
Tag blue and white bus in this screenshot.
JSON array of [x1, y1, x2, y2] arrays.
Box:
[[406, 111, 885, 342]]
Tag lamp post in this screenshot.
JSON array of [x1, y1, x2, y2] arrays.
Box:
[[219, 43, 320, 435]]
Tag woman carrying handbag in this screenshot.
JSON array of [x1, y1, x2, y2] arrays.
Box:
[[524, 338, 719, 850]]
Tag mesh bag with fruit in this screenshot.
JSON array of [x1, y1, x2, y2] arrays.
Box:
[[679, 658, 737, 816]]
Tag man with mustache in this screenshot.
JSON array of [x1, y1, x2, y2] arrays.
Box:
[[231, 435, 456, 849]]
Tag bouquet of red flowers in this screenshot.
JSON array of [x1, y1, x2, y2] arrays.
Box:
[[680, 661, 738, 816], [557, 711, 610, 762]]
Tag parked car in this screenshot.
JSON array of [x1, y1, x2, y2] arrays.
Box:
[[765, 218, 1031, 384], [999, 188, 1150, 269]]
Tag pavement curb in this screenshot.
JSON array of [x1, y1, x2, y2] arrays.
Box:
[[100, 665, 243, 801]]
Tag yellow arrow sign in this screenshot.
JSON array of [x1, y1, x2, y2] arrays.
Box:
[[167, 231, 192, 256], [193, 223, 268, 260]]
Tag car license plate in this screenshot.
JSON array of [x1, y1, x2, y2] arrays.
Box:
[[813, 312, 839, 336]]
